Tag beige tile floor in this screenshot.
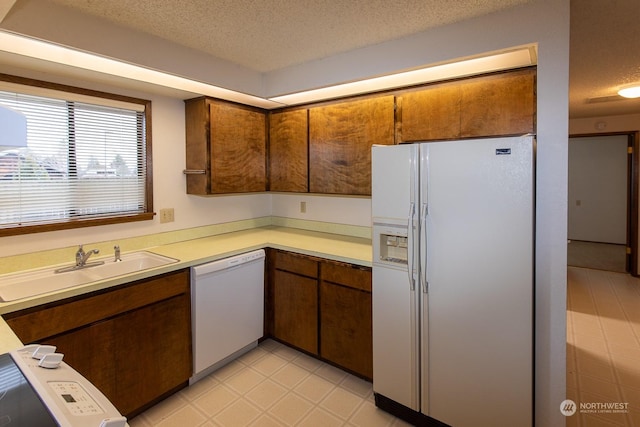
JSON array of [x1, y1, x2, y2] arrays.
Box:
[[567, 266, 640, 426], [129, 339, 410, 427], [129, 265, 640, 427]]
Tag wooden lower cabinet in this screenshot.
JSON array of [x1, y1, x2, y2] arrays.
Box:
[[3, 269, 192, 418], [273, 269, 318, 355], [270, 250, 319, 355], [320, 261, 373, 379], [112, 293, 191, 415], [49, 319, 117, 399], [268, 249, 372, 379]]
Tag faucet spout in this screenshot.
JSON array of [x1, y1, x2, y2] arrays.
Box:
[[76, 245, 100, 267], [54, 245, 105, 273]]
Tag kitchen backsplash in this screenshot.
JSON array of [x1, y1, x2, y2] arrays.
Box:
[[0, 217, 370, 275]]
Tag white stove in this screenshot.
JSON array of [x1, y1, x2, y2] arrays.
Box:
[[0, 344, 127, 427]]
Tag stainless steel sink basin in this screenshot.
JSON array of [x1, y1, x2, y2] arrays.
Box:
[[0, 251, 178, 302]]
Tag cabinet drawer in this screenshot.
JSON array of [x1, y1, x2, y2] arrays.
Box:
[[274, 250, 318, 278], [321, 261, 371, 292], [4, 269, 190, 343]]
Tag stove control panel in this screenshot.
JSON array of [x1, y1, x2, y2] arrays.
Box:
[[10, 345, 128, 427]]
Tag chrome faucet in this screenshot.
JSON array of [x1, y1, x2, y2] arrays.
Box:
[[76, 245, 99, 267]]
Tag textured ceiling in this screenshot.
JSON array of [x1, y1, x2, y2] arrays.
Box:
[[46, 0, 529, 72], [569, 0, 640, 118]]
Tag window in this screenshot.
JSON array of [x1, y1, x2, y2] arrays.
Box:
[[0, 75, 153, 236]]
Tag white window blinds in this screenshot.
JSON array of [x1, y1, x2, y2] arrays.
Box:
[[0, 89, 147, 228]]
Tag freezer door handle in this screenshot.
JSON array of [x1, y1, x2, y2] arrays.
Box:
[[407, 202, 416, 290], [420, 202, 428, 293]]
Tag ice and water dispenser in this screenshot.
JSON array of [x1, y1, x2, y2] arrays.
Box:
[[374, 224, 409, 266]]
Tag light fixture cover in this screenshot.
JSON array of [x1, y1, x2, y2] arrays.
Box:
[[618, 85, 640, 98]]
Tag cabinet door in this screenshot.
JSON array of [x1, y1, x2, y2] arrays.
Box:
[[319, 262, 372, 379], [185, 97, 210, 194], [460, 70, 535, 137], [273, 269, 318, 354], [397, 83, 461, 142], [397, 69, 536, 142], [210, 100, 267, 193], [269, 109, 308, 192], [44, 320, 117, 401], [114, 293, 192, 416], [309, 96, 395, 195], [320, 282, 372, 379]]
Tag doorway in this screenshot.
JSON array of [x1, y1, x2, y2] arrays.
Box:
[[567, 132, 638, 274]]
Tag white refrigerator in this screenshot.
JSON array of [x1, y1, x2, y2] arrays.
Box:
[[371, 136, 533, 427]]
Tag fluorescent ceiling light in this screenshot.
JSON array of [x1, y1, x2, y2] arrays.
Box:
[[0, 30, 536, 109], [618, 85, 640, 99], [0, 31, 282, 109], [269, 46, 537, 106]]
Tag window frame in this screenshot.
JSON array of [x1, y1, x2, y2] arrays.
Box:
[[0, 73, 153, 237]]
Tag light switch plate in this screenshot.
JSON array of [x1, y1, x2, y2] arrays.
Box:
[[159, 208, 175, 223]]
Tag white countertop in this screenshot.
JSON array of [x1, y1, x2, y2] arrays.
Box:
[[0, 226, 372, 353]]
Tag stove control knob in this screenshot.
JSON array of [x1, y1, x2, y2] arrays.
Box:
[[39, 352, 64, 369], [32, 345, 57, 360], [99, 416, 128, 427]]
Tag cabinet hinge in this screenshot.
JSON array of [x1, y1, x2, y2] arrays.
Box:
[[628, 146, 633, 154], [627, 247, 632, 255]]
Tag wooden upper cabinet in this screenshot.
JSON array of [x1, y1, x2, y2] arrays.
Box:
[[269, 109, 308, 192], [210, 101, 266, 193], [185, 97, 267, 194], [398, 68, 536, 142], [309, 96, 395, 195], [397, 83, 461, 142], [460, 69, 535, 137]]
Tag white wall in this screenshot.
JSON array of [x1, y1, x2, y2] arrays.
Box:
[[271, 193, 371, 227], [568, 136, 628, 244], [570, 113, 640, 135], [570, 114, 640, 270]]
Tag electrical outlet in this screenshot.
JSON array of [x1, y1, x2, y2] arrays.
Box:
[[300, 201, 306, 213], [159, 208, 175, 223]]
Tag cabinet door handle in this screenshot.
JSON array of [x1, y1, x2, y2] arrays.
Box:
[[183, 169, 206, 175]]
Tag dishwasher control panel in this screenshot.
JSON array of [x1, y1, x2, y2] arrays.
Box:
[[194, 249, 266, 275], [226, 250, 265, 267]]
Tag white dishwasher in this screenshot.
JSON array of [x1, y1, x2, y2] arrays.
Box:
[[190, 249, 265, 384]]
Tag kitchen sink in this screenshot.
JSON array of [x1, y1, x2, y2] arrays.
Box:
[[0, 251, 178, 302]]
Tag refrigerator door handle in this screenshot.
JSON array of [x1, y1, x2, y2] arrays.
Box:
[[407, 202, 416, 290], [420, 202, 428, 293]]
